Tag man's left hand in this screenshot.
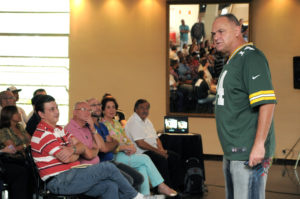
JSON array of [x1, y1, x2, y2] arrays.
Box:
[[249, 143, 265, 167]]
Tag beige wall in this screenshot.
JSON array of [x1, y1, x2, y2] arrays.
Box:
[[251, 0, 300, 159], [70, 0, 300, 160]]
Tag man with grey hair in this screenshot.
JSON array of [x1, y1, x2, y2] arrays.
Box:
[[212, 13, 276, 199], [7, 86, 28, 123], [65, 100, 145, 193], [65, 101, 106, 164], [0, 90, 27, 127]]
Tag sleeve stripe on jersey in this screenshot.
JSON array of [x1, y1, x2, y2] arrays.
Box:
[[249, 90, 276, 105]]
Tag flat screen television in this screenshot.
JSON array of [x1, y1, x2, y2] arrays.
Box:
[[164, 116, 189, 133]]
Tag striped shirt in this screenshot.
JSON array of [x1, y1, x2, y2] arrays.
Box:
[[31, 121, 80, 181]]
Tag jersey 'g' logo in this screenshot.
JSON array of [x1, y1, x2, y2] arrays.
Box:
[[216, 70, 227, 106]]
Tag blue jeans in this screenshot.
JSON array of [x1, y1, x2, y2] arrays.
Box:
[[223, 158, 271, 199], [115, 152, 164, 195], [47, 161, 137, 199]]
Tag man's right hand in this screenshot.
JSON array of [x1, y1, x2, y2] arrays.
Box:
[[158, 149, 168, 159], [56, 146, 75, 162]]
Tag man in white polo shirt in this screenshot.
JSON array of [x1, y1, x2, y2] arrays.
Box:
[[125, 99, 182, 189]]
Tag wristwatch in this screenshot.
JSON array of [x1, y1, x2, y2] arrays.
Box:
[[72, 146, 77, 154]]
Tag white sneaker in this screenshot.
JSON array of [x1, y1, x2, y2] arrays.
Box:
[[133, 193, 165, 199], [144, 195, 165, 199]]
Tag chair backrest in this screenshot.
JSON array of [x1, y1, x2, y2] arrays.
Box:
[[0, 155, 9, 197], [24, 146, 96, 199], [0, 155, 6, 178], [24, 146, 48, 198]]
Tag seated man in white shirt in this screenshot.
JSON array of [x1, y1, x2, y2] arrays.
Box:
[[125, 99, 182, 190]]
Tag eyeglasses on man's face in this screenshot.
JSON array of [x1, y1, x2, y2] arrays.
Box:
[[75, 107, 92, 113]]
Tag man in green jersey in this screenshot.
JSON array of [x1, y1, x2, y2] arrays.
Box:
[[212, 14, 276, 199]]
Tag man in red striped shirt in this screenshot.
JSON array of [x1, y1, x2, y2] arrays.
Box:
[[30, 95, 148, 199]]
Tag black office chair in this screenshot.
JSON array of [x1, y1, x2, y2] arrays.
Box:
[[24, 146, 95, 199], [0, 157, 9, 199]]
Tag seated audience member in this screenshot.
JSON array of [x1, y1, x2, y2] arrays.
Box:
[[125, 99, 182, 189], [101, 97, 177, 197], [199, 42, 206, 58], [194, 70, 216, 104], [182, 43, 189, 57], [186, 55, 198, 80], [190, 52, 200, 79], [169, 60, 184, 112], [170, 59, 193, 108], [204, 39, 212, 53], [30, 95, 147, 199], [7, 86, 27, 124], [65, 101, 107, 165], [177, 58, 192, 82], [176, 51, 184, 61], [189, 38, 199, 55], [206, 54, 217, 78], [102, 93, 126, 127], [0, 106, 31, 154], [0, 91, 15, 113], [169, 46, 179, 61], [0, 146, 32, 199], [0, 90, 26, 127], [26, 94, 46, 135], [199, 58, 214, 87], [87, 98, 144, 191], [0, 106, 33, 199], [213, 51, 226, 78], [27, 88, 47, 120], [66, 101, 143, 191]]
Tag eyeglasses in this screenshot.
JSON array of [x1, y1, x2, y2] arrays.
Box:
[[75, 107, 92, 113], [90, 103, 101, 107]]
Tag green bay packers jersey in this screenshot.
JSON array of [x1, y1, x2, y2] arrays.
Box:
[[215, 43, 276, 160]]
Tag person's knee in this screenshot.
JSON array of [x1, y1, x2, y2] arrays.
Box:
[[105, 181, 118, 192], [101, 161, 119, 173]]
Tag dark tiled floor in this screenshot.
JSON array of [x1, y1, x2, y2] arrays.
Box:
[[178, 160, 300, 199]]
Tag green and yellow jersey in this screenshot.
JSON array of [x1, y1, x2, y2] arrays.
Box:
[[215, 43, 276, 160]]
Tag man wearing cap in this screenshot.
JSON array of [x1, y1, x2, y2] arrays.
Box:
[[7, 86, 28, 125], [0, 90, 15, 113]]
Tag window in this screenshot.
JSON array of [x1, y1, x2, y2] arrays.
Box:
[[0, 0, 70, 125]]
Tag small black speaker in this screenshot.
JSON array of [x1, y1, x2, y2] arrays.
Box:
[[293, 56, 300, 89]]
